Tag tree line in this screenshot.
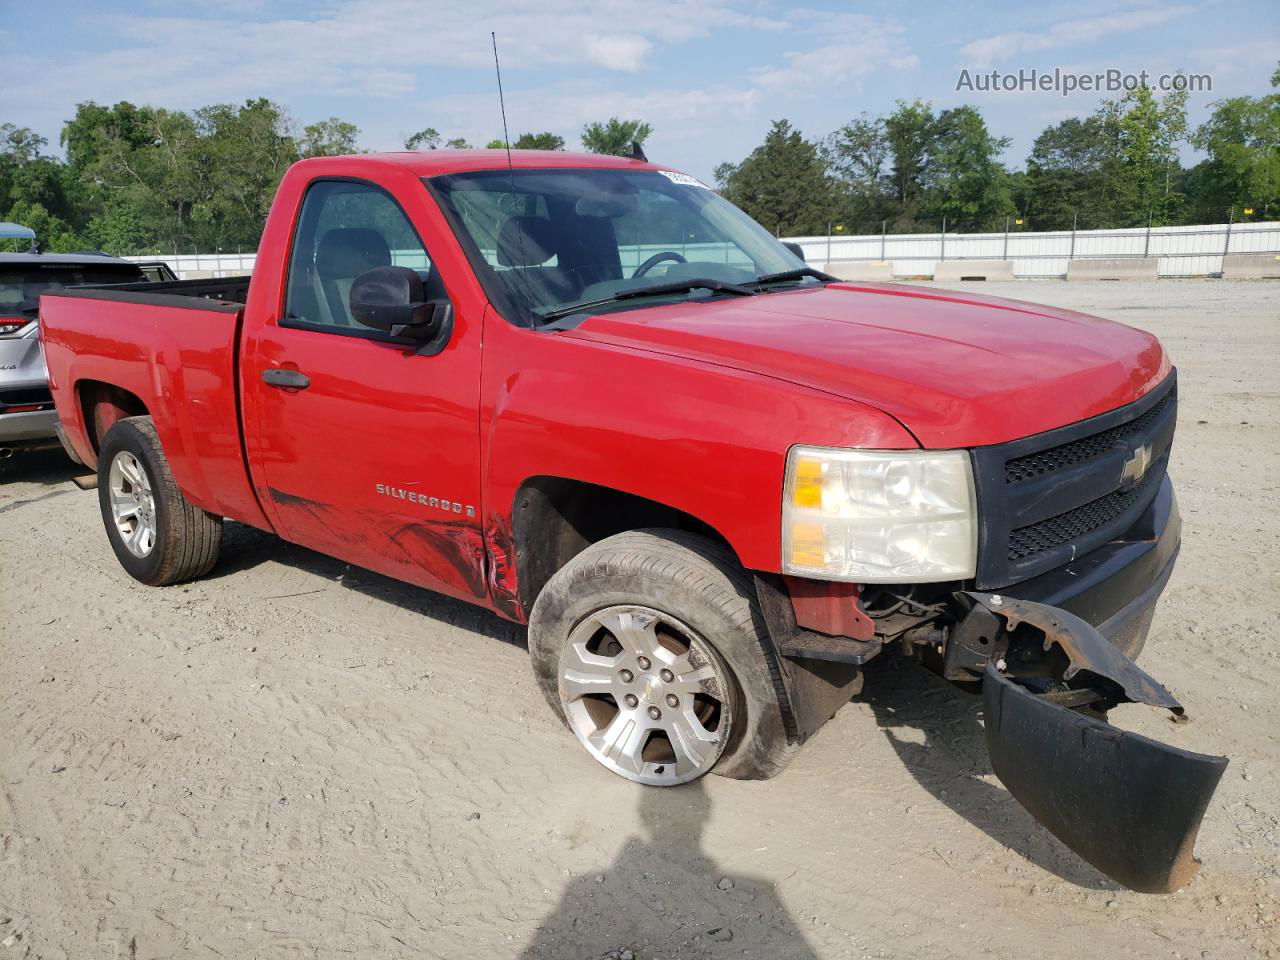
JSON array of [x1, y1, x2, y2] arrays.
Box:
[[0, 103, 655, 254], [718, 64, 1280, 236], [1, 69, 1275, 255]]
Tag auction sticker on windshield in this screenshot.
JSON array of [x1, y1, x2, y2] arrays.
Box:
[[659, 170, 708, 188]]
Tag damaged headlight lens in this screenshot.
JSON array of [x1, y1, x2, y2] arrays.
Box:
[[782, 446, 977, 582]]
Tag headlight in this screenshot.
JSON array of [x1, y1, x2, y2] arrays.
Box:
[[782, 445, 977, 582]]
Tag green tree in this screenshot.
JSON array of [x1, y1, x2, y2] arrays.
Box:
[[581, 118, 652, 156], [300, 117, 360, 157], [1188, 63, 1280, 221], [883, 99, 938, 229], [926, 106, 1014, 230], [716, 120, 839, 235], [513, 132, 565, 150], [825, 114, 895, 232], [1097, 84, 1189, 225], [405, 127, 441, 151], [1024, 116, 1110, 229], [444, 137, 472, 149], [193, 99, 298, 251]]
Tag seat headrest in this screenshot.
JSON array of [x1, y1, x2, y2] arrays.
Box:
[[497, 216, 558, 268], [315, 228, 391, 278]]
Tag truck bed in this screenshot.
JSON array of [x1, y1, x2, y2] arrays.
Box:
[[39, 280, 270, 531], [99, 275, 252, 305]]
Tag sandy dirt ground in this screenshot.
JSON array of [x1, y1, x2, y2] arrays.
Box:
[[1, 280, 1278, 960]]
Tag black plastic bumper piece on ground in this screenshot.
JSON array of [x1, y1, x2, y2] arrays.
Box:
[[983, 662, 1228, 893]]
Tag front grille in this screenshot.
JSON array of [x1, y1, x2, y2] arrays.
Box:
[[1005, 389, 1174, 484], [1008, 466, 1163, 561], [970, 372, 1177, 589]]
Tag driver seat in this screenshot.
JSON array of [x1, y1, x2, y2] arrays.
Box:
[[314, 228, 392, 326]]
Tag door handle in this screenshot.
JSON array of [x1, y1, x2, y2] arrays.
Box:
[[262, 368, 310, 390]]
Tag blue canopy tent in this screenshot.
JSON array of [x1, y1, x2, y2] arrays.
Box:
[[0, 222, 37, 250]]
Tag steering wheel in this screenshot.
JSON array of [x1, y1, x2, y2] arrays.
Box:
[[632, 251, 687, 278]]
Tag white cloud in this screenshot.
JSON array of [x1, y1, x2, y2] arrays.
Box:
[[582, 34, 653, 73], [1, 0, 788, 119], [958, 6, 1195, 68], [749, 12, 917, 90]]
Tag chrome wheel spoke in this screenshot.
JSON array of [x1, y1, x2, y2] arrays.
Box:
[[561, 642, 621, 699], [111, 492, 140, 519], [127, 521, 148, 556], [593, 609, 659, 658], [590, 712, 649, 775], [118, 457, 145, 489], [668, 710, 721, 774]]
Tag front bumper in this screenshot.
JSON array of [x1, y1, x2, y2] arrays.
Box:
[[1002, 475, 1179, 660]]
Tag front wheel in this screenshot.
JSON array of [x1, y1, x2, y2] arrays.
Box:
[[528, 529, 796, 785], [97, 416, 222, 586]]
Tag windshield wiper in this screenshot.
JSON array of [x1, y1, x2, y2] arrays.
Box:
[[753, 266, 836, 288], [538, 278, 756, 324]]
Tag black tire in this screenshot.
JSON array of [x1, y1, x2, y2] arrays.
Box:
[[97, 416, 222, 586], [528, 528, 797, 781]]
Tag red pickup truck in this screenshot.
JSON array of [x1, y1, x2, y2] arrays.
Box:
[[39, 150, 1225, 893]]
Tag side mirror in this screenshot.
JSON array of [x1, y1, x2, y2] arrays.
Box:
[[349, 266, 449, 340], [783, 241, 808, 263]]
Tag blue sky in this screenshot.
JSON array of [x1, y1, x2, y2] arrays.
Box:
[[2, 0, 1277, 182]]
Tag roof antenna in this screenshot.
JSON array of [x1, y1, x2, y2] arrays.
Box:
[[492, 32, 515, 163], [491, 32, 537, 325], [628, 141, 647, 162]]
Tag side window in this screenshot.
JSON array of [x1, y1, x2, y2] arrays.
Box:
[[284, 180, 438, 334]]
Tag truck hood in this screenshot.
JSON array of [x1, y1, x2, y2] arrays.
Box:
[[565, 282, 1170, 448]]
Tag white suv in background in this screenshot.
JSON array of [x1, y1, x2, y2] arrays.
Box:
[[0, 250, 150, 456]]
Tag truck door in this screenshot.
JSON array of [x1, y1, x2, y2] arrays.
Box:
[[242, 178, 487, 604]]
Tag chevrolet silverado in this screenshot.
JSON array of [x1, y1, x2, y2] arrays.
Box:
[[39, 150, 1227, 893]]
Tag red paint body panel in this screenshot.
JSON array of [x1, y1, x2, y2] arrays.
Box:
[[568, 282, 1169, 448], [477, 312, 916, 581], [233, 157, 492, 604], [39, 296, 272, 531], [38, 150, 1173, 626]]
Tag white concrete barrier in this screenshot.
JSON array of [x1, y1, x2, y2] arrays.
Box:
[[1066, 258, 1159, 281], [822, 260, 894, 281], [1222, 253, 1280, 279], [932, 259, 1015, 281]]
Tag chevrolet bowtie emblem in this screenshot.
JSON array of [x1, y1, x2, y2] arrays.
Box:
[[1119, 443, 1153, 489]]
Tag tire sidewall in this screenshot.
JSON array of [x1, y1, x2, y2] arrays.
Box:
[[97, 419, 171, 584]]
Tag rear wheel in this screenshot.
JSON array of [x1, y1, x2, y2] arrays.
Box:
[[529, 529, 796, 785], [97, 416, 222, 586]]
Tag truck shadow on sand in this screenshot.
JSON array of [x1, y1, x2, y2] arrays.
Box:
[[206, 520, 526, 648], [0, 447, 84, 488], [860, 656, 1117, 890], [518, 777, 821, 960]]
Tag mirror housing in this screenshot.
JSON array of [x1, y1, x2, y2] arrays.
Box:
[[349, 266, 449, 341], [783, 241, 808, 263]]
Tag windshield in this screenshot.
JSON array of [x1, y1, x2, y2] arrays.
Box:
[[428, 168, 812, 324], [0, 263, 144, 321]]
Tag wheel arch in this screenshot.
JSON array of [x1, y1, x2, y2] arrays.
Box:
[[77, 380, 149, 460], [508, 475, 738, 617]]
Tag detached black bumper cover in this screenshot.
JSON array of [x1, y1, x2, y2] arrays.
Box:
[[970, 595, 1228, 893]]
